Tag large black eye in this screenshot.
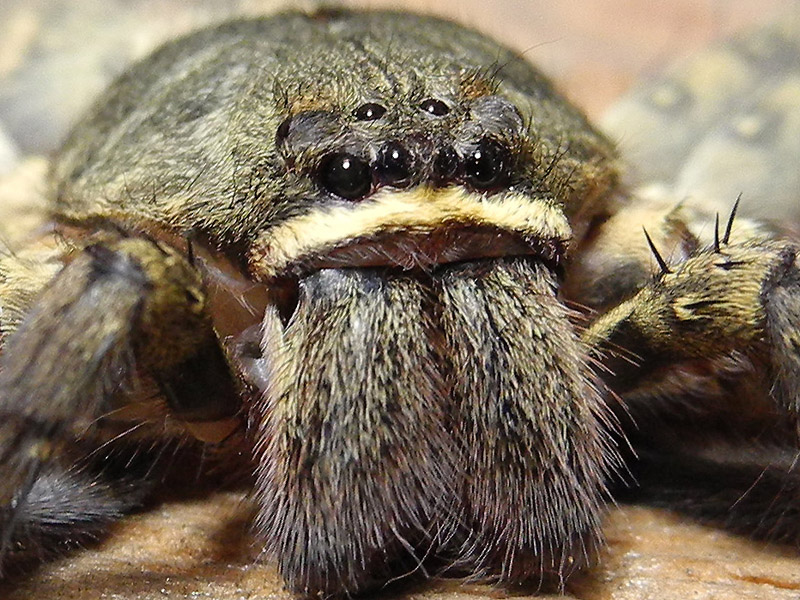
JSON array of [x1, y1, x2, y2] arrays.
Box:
[[375, 141, 413, 187], [463, 138, 511, 189], [319, 152, 372, 200], [353, 102, 386, 121]]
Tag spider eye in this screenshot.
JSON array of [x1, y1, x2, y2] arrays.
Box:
[[353, 102, 386, 121], [420, 98, 450, 116], [275, 116, 292, 145], [319, 152, 372, 200], [432, 144, 460, 182], [375, 141, 413, 187], [463, 138, 510, 189]]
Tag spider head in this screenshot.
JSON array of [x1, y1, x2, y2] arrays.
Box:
[[247, 85, 572, 282]]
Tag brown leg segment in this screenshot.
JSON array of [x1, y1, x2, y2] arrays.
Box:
[[0, 236, 240, 569]]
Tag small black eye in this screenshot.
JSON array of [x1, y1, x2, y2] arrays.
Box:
[[319, 152, 372, 200], [463, 138, 511, 189], [275, 116, 292, 145], [420, 98, 450, 116], [375, 141, 413, 187], [353, 102, 386, 121], [432, 145, 460, 182]]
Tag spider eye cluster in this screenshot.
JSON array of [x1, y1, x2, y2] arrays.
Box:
[[282, 97, 517, 201], [317, 135, 512, 200]]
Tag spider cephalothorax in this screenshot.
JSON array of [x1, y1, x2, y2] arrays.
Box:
[[1, 9, 799, 599]]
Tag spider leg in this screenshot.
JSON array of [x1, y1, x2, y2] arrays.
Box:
[[0, 236, 240, 572], [582, 236, 800, 415], [570, 197, 800, 541]]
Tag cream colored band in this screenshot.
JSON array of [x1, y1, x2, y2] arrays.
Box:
[[248, 186, 571, 279]]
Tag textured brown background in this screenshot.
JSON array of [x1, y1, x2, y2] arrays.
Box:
[[1, 1, 799, 599]]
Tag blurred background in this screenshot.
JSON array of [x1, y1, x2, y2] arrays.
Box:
[[0, 0, 795, 155]]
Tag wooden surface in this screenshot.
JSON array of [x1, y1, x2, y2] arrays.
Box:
[[2, 493, 800, 600], [1, 1, 799, 599]]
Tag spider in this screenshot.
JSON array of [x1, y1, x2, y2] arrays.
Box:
[[0, 6, 799, 599]]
